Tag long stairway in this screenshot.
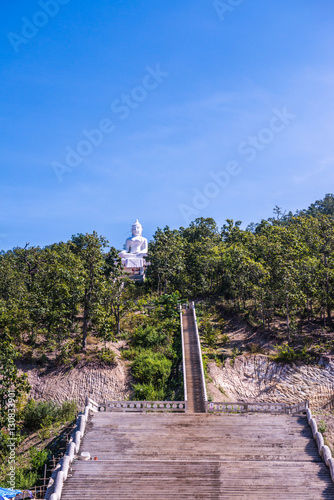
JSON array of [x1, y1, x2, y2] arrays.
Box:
[[182, 307, 206, 413], [61, 412, 334, 499]]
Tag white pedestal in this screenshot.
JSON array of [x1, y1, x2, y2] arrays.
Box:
[[121, 256, 145, 268]]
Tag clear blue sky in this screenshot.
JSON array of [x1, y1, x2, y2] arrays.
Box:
[[1, 0, 334, 251]]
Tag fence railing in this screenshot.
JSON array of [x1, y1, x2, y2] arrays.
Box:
[[207, 400, 308, 414], [180, 304, 188, 404], [98, 401, 187, 412], [46, 397, 95, 499]]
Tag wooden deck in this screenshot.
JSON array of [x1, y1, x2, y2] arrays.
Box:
[[182, 308, 206, 413], [61, 412, 334, 499]]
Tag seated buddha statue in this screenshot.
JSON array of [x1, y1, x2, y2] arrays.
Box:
[[119, 220, 148, 270]]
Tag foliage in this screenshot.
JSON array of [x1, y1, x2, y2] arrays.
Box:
[[23, 399, 77, 430], [97, 348, 116, 365], [132, 325, 166, 349], [318, 420, 328, 434], [247, 343, 265, 354], [57, 400, 78, 421], [131, 351, 173, 389], [270, 344, 311, 364], [221, 334, 229, 346], [200, 315, 217, 348], [0, 331, 30, 429], [14, 448, 49, 490], [70, 232, 109, 348], [15, 469, 39, 490], [132, 383, 165, 401], [23, 400, 58, 430], [29, 447, 49, 470]]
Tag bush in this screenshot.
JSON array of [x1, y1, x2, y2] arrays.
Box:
[[15, 469, 39, 490], [221, 334, 229, 346], [23, 399, 78, 430], [200, 317, 217, 347], [132, 325, 166, 349], [30, 447, 49, 471], [131, 351, 172, 389], [121, 348, 138, 361], [132, 383, 165, 401], [271, 344, 308, 364], [0, 430, 11, 459], [98, 348, 116, 365], [318, 420, 327, 434], [58, 400, 77, 422], [23, 400, 59, 430], [247, 343, 265, 354]]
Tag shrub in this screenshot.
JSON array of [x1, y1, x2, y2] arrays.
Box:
[[23, 400, 59, 430], [0, 430, 11, 459], [200, 317, 217, 348], [38, 416, 53, 439], [231, 347, 241, 358], [271, 344, 309, 364], [318, 420, 327, 434], [131, 351, 172, 389], [58, 400, 77, 422], [132, 325, 166, 349], [15, 469, 39, 490], [247, 343, 265, 354], [23, 399, 78, 430], [30, 447, 49, 471], [98, 348, 116, 365], [221, 334, 229, 346], [132, 383, 165, 401], [121, 348, 138, 361]]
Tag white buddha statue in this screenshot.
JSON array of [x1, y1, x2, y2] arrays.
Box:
[[119, 220, 148, 270]]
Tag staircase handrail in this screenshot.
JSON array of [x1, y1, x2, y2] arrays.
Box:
[[191, 301, 208, 405]]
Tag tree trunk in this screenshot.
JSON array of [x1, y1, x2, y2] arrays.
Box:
[[261, 301, 265, 330], [117, 306, 121, 336], [307, 297, 310, 323], [82, 317, 88, 349], [82, 291, 90, 350], [286, 296, 290, 344], [324, 253, 332, 324]]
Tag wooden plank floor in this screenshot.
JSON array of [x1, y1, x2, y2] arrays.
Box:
[[182, 309, 206, 413], [61, 412, 334, 499]]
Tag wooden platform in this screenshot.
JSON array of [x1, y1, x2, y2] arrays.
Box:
[[61, 412, 334, 499]]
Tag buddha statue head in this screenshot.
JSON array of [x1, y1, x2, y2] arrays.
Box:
[[131, 219, 143, 237]]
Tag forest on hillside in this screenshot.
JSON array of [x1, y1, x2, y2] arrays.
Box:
[[1, 192, 334, 383], [148, 193, 334, 337], [1, 193, 334, 489]]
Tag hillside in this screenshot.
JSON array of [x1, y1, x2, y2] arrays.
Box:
[[2, 194, 334, 494]]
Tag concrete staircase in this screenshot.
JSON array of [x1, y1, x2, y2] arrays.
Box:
[[182, 307, 206, 413]]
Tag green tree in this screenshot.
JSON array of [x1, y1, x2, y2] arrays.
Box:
[[147, 227, 185, 294], [70, 232, 109, 349]]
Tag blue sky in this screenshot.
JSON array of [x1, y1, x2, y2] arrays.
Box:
[[1, 0, 334, 250]]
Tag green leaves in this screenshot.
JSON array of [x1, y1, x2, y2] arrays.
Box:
[[131, 351, 173, 389], [0, 331, 30, 430]]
